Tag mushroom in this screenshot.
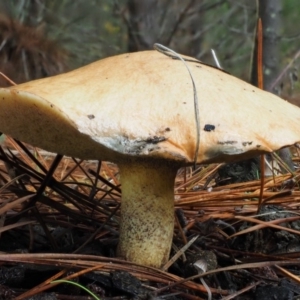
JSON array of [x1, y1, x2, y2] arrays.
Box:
[[0, 50, 300, 268]]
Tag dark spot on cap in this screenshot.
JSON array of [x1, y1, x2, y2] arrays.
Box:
[[146, 136, 166, 144], [87, 114, 95, 120], [218, 140, 237, 145], [204, 124, 215, 132], [256, 145, 261, 148], [242, 141, 253, 146], [183, 102, 186, 104], [165, 127, 171, 132]]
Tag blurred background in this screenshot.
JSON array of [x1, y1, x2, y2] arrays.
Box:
[[0, 0, 298, 100]]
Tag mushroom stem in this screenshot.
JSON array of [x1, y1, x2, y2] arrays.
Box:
[[117, 160, 179, 268]]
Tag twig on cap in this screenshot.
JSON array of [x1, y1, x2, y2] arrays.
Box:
[[154, 43, 200, 167], [211, 49, 222, 69]]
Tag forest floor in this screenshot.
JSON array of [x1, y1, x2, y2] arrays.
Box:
[[0, 136, 300, 300]]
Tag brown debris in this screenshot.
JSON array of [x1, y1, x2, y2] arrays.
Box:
[[0, 14, 68, 86]]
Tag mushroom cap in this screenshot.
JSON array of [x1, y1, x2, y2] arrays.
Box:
[[0, 50, 300, 164]]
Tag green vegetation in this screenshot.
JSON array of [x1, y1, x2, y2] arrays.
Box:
[[52, 280, 101, 299]]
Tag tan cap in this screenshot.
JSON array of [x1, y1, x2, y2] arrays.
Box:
[[1, 50, 299, 165]]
